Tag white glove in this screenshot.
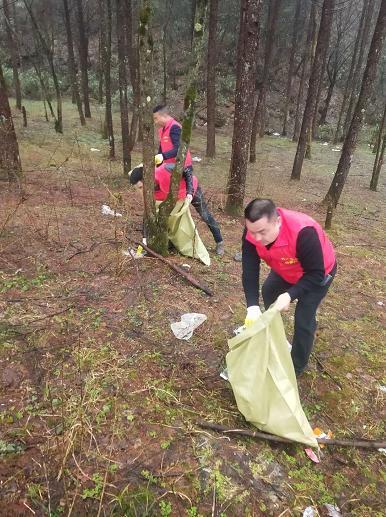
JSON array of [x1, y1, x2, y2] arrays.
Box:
[[155, 153, 164, 166], [185, 194, 193, 204], [244, 305, 262, 327]]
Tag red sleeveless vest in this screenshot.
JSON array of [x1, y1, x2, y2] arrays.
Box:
[[159, 118, 192, 168], [154, 164, 198, 201], [245, 208, 335, 284]]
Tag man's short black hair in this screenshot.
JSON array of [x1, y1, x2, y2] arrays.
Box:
[[244, 198, 278, 222], [129, 166, 144, 185], [153, 104, 167, 114]]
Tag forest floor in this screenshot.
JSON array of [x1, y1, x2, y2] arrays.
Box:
[[0, 99, 385, 516]]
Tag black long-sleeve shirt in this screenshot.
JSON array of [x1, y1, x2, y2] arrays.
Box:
[[242, 226, 326, 307], [159, 124, 194, 195]]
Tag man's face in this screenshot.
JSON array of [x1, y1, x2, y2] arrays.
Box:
[[245, 215, 281, 246], [153, 111, 165, 127]]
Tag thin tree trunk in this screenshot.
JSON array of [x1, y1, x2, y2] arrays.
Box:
[[293, 4, 315, 142], [126, 0, 140, 152], [319, 51, 338, 126], [206, 0, 218, 157], [63, 0, 85, 126], [291, 0, 335, 181], [250, 0, 282, 162], [33, 62, 55, 119], [104, 0, 115, 158], [311, 44, 328, 139], [333, 1, 367, 144], [305, 9, 318, 159], [75, 0, 91, 118], [116, 0, 130, 172], [343, 0, 376, 139], [0, 62, 22, 181], [370, 102, 386, 191], [281, 0, 302, 137], [97, 0, 105, 104], [225, 0, 262, 215], [324, 0, 386, 214], [3, 0, 22, 110]]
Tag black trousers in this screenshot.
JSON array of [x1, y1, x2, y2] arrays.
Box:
[[191, 186, 223, 244], [262, 264, 336, 375]]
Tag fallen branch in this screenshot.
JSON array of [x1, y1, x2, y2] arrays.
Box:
[[197, 421, 386, 449], [136, 242, 213, 296]]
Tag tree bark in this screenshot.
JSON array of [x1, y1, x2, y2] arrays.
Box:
[[324, 0, 386, 213], [63, 0, 85, 126], [250, 0, 282, 162], [225, 0, 261, 215], [319, 49, 338, 126], [125, 0, 140, 153], [281, 0, 302, 137], [3, 0, 22, 110], [343, 0, 376, 139], [370, 102, 386, 191], [116, 0, 130, 172], [206, 0, 218, 157], [0, 62, 22, 181], [97, 0, 105, 104], [291, 0, 335, 180], [104, 0, 115, 158], [333, 1, 367, 144], [75, 0, 91, 118], [293, 3, 315, 142]]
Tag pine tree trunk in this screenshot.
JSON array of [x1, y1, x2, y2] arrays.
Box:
[[225, 0, 261, 215], [319, 59, 337, 126], [311, 45, 328, 139], [281, 0, 302, 137], [343, 0, 376, 139], [291, 0, 335, 181], [63, 0, 85, 126], [126, 0, 140, 152], [206, 0, 218, 157], [116, 0, 130, 172], [103, 0, 115, 158], [97, 0, 105, 104], [3, 0, 22, 110], [0, 63, 22, 181], [293, 4, 315, 142], [324, 0, 386, 213], [333, 1, 367, 144], [370, 102, 386, 191], [75, 0, 91, 118], [250, 0, 281, 162]]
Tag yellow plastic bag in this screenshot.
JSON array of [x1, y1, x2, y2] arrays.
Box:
[[226, 306, 317, 447], [165, 200, 211, 266]]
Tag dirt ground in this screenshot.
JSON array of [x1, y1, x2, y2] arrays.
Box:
[[0, 100, 385, 516]]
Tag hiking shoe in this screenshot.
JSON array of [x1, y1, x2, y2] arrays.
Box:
[[215, 241, 225, 256], [233, 251, 242, 262]]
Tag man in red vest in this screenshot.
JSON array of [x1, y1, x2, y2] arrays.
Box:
[[153, 105, 224, 255], [242, 198, 337, 376], [129, 164, 223, 251]]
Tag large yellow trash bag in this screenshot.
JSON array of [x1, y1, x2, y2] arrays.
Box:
[[165, 200, 211, 266], [226, 306, 317, 447]]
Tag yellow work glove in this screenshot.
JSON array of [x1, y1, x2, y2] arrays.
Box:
[[244, 305, 262, 327], [155, 153, 164, 166]]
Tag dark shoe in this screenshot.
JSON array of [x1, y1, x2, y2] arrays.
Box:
[[215, 241, 225, 256]]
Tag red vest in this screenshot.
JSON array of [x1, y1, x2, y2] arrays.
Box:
[[246, 208, 336, 284], [159, 118, 192, 168], [154, 164, 198, 201]]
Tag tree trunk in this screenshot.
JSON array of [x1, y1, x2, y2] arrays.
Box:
[[311, 43, 328, 139], [250, 0, 281, 162], [281, 0, 302, 137], [97, 0, 105, 104], [225, 0, 261, 215], [63, 0, 85, 126], [206, 0, 218, 157], [33, 62, 55, 119], [291, 0, 335, 181], [319, 51, 338, 126], [293, 4, 315, 142], [343, 0, 376, 139], [370, 102, 386, 191], [25, 1, 63, 133], [333, 1, 367, 144], [75, 0, 91, 118], [3, 0, 22, 110], [324, 0, 386, 214], [116, 0, 130, 172], [0, 63, 22, 181], [103, 0, 115, 158], [125, 0, 140, 152], [305, 8, 318, 159]]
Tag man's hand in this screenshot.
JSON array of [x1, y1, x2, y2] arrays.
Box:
[[155, 153, 164, 166], [244, 305, 262, 327], [185, 194, 193, 204], [274, 292, 291, 312]]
